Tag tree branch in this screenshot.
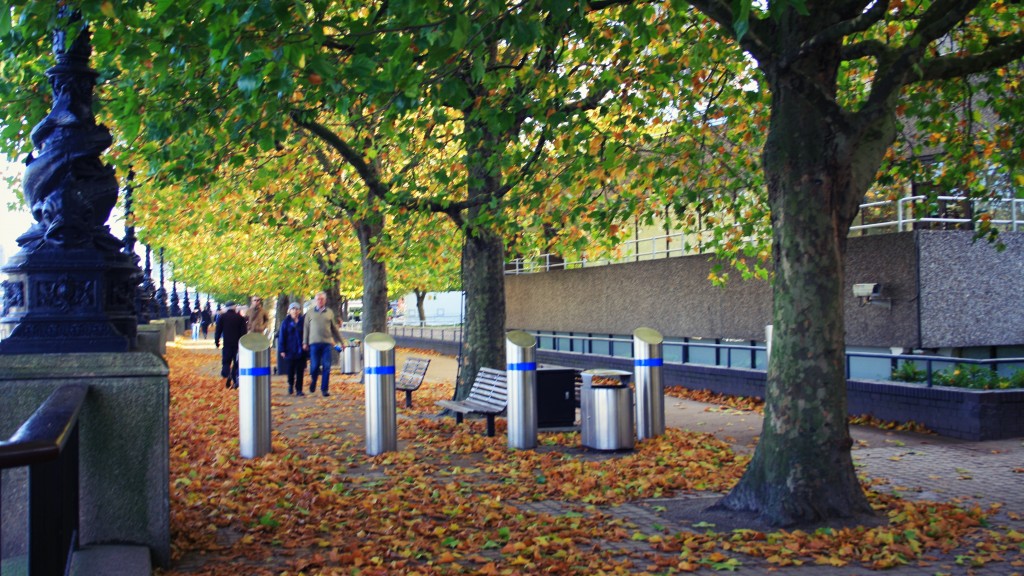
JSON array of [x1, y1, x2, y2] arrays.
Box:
[[686, 0, 775, 64], [779, 0, 887, 70], [289, 111, 389, 200], [916, 33, 1024, 82]]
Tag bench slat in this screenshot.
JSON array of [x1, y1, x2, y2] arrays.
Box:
[[436, 367, 508, 436], [395, 357, 431, 408]]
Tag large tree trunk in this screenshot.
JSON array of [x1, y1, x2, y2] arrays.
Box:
[[713, 26, 890, 526], [456, 226, 506, 399], [354, 216, 389, 338]]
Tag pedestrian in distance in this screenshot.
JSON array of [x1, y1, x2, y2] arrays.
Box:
[[278, 302, 307, 396], [247, 295, 271, 336], [214, 301, 247, 389], [200, 303, 213, 339], [189, 308, 201, 340], [303, 291, 345, 397]]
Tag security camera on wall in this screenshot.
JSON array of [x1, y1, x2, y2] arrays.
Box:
[[852, 283, 890, 309], [852, 283, 879, 298]]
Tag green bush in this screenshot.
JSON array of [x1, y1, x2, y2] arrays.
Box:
[[891, 362, 927, 383], [931, 363, 1024, 390]]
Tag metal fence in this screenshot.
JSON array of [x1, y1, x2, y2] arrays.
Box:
[[506, 196, 1024, 275], [384, 326, 1024, 387]]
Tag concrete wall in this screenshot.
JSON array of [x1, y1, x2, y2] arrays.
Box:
[[918, 231, 1024, 348], [0, 352, 170, 567], [507, 230, 1024, 350]]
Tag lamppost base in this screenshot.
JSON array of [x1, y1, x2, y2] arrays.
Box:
[[0, 247, 134, 354]]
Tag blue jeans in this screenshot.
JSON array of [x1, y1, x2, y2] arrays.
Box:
[[308, 343, 333, 393]]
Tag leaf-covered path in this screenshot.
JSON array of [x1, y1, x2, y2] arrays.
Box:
[[158, 343, 1023, 575]]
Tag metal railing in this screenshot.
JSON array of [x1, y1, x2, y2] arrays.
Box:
[[847, 351, 1024, 387], [852, 195, 1022, 233], [386, 327, 1024, 388], [0, 385, 87, 576], [506, 196, 1024, 274], [386, 325, 464, 342], [530, 331, 769, 370]]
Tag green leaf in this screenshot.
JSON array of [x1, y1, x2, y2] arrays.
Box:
[[258, 511, 279, 528]]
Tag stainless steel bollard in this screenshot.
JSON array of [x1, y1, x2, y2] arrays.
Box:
[[363, 333, 397, 455], [506, 330, 538, 450], [633, 327, 665, 440], [238, 333, 273, 458]]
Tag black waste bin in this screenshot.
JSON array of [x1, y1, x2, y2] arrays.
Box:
[[536, 364, 577, 428]]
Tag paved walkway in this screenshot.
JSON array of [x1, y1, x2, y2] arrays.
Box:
[[170, 337, 1024, 575]]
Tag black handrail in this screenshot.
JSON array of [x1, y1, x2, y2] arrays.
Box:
[[0, 384, 88, 576]]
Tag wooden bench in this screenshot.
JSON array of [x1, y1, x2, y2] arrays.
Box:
[[395, 357, 431, 408], [436, 367, 507, 436]]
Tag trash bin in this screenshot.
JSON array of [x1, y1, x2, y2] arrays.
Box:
[[238, 332, 273, 458], [363, 332, 397, 455], [343, 339, 362, 374], [506, 330, 538, 450], [580, 369, 634, 451], [633, 327, 665, 440]]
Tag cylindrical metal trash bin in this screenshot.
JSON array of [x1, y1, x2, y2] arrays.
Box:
[[343, 340, 362, 374], [506, 330, 538, 450], [364, 332, 397, 455], [633, 327, 665, 440], [580, 369, 634, 451], [238, 333, 273, 458]]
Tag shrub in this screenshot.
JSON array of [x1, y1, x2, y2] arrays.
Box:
[[931, 363, 1024, 390], [891, 362, 927, 383]]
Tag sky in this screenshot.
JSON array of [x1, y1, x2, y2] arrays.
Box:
[[1, 157, 131, 268], [0, 159, 31, 261]]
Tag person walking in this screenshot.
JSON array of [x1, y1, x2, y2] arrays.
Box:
[[278, 302, 307, 396], [247, 296, 271, 336], [303, 291, 345, 397], [190, 308, 201, 340], [214, 301, 247, 389], [200, 303, 213, 339]]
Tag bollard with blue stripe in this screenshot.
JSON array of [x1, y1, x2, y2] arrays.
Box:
[[633, 327, 665, 440], [506, 330, 538, 450], [238, 333, 273, 458], [364, 332, 397, 455]]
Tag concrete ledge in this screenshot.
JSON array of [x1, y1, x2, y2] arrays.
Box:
[[70, 545, 152, 576]]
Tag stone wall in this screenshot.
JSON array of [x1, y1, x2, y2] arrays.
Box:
[[507, 230, 1024, 350], [0, 352, 170, 567]]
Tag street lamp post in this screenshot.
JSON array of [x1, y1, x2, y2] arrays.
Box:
[[0, 10, 139, 353]]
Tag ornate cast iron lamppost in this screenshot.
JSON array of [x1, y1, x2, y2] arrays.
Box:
[[170, 277, 181, 317], [156, 248, 169, 318], [182, 286, 192, 318], [0, 10, 139, 353], [143, 245, 159, 319], [124, 170, 153, 324]]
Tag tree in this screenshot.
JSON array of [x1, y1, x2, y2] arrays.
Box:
[[680, 0, 1024, 526]]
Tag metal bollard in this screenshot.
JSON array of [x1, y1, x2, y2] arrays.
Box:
[[633, 327, 665, 440], [238, 333, 272, 458], [506, 330, 538, 450], [363, 332, 397, 455]]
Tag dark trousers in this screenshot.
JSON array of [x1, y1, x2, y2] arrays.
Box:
[[221, 345, 239, 386], [280, 353, 308, 391]]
